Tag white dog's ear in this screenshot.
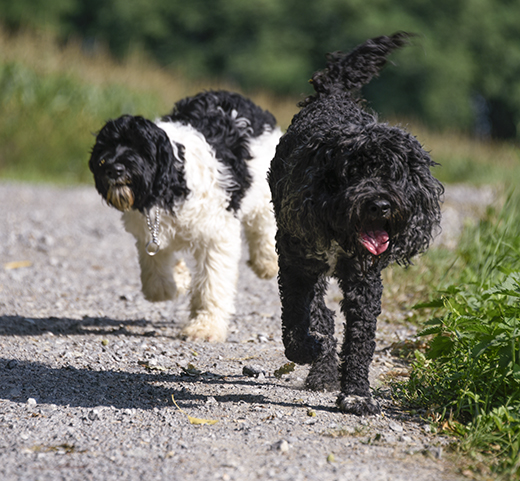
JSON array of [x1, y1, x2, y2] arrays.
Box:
[[152, 134, 190, 211]]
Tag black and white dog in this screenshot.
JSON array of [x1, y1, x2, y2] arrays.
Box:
[[89, 91, 281, 342], [268, 33, 443, 415]]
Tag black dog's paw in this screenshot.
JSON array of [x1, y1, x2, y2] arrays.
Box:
[[283, 329, 328, 365], [305, 352, 340, 391], [284, 340, 319, 364], [336, 393, 381, 416], [305, 372, 340, 391]]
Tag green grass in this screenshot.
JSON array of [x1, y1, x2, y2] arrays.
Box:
[[0, 27, 519, 185], [0, 27, 299, 184], [0, 62, 163, 183], [408, 122, 520, 187], [393, 192, 520, 479]]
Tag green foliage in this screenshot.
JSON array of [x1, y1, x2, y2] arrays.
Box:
[[433, 155, 498, 185], [0, 62, 161, 183], [2, 0, 520, 136], [0, 27, 517, 185], [0, 0, 75, 32], [396, 193, 520, 478], [411, 274, 520, 420]]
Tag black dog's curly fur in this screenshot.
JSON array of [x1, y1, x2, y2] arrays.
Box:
[[268, 32, 444, 415]]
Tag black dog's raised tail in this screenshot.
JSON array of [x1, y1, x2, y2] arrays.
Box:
[[303, 32, 414, 105]]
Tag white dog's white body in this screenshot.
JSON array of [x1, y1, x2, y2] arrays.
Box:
[[122, 121, 281, 341]]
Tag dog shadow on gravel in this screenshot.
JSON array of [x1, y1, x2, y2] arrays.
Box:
[[0, 316, 326, 413], [0, 315, 174, 338], [0, 357, 321, 413]]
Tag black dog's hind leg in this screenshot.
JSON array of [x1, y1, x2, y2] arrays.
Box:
[[277, 240, 337, 379], [304, 274, 340, 391], [335, 258, 382, 415]]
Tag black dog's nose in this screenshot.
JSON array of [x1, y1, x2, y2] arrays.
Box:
[[106, 163, 125, 180], [368, 199, 391, 218]]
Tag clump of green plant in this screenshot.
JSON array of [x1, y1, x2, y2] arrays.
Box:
[[412, 273, 520, 418], [394, 192, 520, 479]]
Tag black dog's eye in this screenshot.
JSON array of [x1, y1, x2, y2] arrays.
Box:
[[99, 158, 106, 167], [346, 166, 358, 178]]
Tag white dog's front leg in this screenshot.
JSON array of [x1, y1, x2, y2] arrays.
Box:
[[137, 242, 179, 302], [182, 223, 241, 342]]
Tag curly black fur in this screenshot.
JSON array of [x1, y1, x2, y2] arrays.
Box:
[[89, 115, 189, 213], [268, 33, 444, 415], [164, 90, 277, 211]]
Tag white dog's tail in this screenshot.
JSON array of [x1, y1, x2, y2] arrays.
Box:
[[304, 32, 414, 103]]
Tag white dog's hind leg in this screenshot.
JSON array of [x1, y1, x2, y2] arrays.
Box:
[[173, 259, 191, 295], [243, 206, 278, 280], [181, 222, 241, 342]]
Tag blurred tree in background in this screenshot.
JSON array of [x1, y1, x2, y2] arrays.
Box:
[[1, 0, 520, 139]]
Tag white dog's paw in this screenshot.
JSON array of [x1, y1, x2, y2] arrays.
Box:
[[141, 275, 176, 302], [173, 259, 191, 295], [247, 255, 278, 280], [181, 313, 228, 342]]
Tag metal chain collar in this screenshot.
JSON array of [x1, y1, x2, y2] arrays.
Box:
[[145, 207, 161, 256]]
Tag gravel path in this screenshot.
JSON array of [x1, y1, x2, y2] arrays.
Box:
[[0, 182, 491, 481]]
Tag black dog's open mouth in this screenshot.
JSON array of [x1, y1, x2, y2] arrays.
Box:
[[359, 224, 389, 256]]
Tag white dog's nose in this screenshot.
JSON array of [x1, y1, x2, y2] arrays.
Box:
[[106, 163, 125, 180]]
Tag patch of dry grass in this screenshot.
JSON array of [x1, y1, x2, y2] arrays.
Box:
[[0, 27, 299, 129], [398, 120, 520, 186], [0, 26, 517, 185]]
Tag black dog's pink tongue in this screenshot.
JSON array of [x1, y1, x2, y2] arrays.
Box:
[[360, 229, 389, 256]]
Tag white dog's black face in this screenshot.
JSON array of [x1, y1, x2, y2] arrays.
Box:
[[89, 115, 189, 213]]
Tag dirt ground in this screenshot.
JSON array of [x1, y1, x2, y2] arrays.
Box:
[[0, 182, 491, 480]]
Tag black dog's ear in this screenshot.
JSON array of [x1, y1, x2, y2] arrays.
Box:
[[152, 132, 190, 212], [270, 134, 345, 242], [401, 147, 444, 257]]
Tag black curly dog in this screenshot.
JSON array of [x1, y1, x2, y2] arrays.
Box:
[[268, 32, 443, 415]]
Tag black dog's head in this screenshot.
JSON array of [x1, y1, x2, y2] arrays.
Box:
[[269, 32, 443, 268], [271, 118, 443, 267], [89, 115, 189, 213], [322, 122, 443, 265]]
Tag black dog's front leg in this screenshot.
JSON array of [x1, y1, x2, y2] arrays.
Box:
[[335, 258, 383, 415], [276, 238, 337, 372], [304, 272, 339, 391]]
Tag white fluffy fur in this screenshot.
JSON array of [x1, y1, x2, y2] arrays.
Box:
[[122, 121, 281, 342]]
